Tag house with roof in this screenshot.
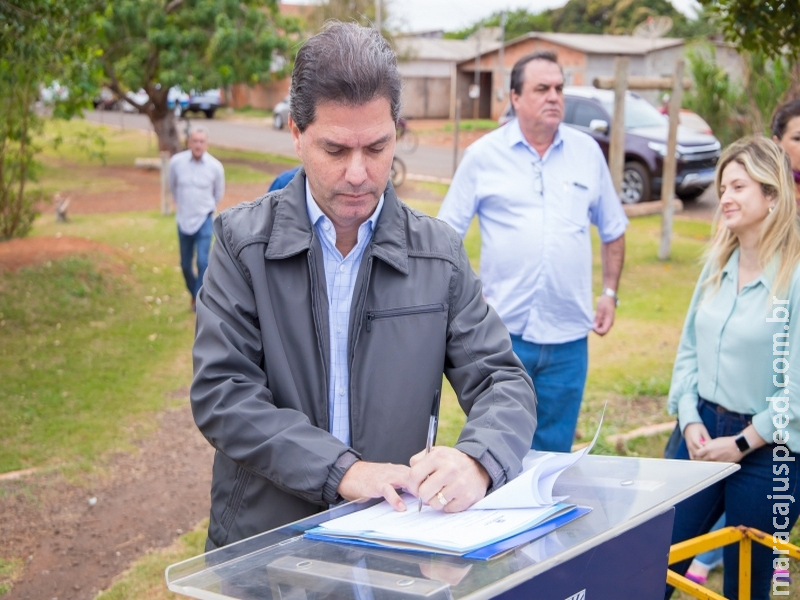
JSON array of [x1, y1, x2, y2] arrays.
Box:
[[393, 33, 501, 119], [459, 32, 687, 121]]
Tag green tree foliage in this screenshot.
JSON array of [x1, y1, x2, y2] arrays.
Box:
[[445, 0, 716, 41], [551, 0, 678, 34], [97, 0, 298, 154], [698, 0, 800, 59], [0, 1, 99, 240], [684, 43, 791, 146]]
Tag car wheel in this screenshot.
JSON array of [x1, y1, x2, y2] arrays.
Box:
[[273, 114, 283, 130], [204, 109, 215, 119], [390, 156, 406, 187], [621, 162, 651, 204]]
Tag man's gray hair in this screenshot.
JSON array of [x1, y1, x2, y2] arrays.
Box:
[[189, 125, 209, 139], [290, 21, 402, 132]]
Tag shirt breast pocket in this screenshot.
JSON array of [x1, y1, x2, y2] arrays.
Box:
[[563, 181, 591, 231]]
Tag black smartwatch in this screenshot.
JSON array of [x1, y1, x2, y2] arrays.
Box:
[[734, 432, 751, 453]]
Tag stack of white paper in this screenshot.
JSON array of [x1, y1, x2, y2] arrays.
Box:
[[307, 410, 604, 555], [309, 496, 575, 555]]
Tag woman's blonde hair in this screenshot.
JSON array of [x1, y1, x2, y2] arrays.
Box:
[[704, 136, 800, 297]]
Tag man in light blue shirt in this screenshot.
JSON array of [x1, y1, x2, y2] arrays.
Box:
[[439, 51, 628, 452], [168, 126, 225, 312]]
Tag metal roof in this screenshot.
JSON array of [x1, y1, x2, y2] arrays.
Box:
[[394, 37, 502, 62], [506, 32, 685, 55]]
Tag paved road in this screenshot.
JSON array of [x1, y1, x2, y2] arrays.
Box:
[[83, 110, 719, 216], [84, 110, 456, 180]]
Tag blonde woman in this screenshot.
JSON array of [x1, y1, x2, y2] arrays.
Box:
[[666, 136, 800, 599]]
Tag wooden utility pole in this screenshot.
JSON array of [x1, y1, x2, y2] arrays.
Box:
[[473, 29, 481, 120], [496, 11, 506, 104], [609, 57, 629, 196], [453, 100, 461, 175], [658, 59, 685, 261], [160, 151, 171, 215], [594, 59, 691, 260]]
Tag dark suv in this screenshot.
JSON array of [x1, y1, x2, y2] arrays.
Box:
[[562, 87, 721, 203]]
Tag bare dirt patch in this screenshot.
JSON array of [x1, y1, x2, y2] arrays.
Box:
[[44, 163, 276, 216], [0, 163, 224, 599], [0, 237, 124, 274], [1, 402, 213, 600]]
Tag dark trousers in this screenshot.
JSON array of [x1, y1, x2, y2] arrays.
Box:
[[178, 214, 213, 298], [666, 399, 799, 599]]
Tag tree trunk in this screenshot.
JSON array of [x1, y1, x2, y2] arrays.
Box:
[[784, 58, 800, 103], [145, 89, 182, 155]]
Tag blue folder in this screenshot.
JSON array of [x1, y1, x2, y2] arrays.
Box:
[[304, 506, 592, 561]]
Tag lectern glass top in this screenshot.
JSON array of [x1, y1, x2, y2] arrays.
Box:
[[166, 454, 737, 600]]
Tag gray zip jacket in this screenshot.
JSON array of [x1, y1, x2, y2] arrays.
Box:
[[191, 170, 537, 549]]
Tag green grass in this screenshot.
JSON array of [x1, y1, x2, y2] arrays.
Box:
[[0, 211, 196, 474], [0, 558, 23, 595], [218, 106, 273, 119], [443, 119, 499, 132]]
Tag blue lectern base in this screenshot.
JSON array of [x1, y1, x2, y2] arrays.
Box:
[[498, 509, 674, 600]]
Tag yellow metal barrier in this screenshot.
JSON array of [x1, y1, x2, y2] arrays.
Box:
[[667, 526, 800, 599]]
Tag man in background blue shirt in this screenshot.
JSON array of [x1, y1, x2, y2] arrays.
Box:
[[438, 51, 628, 452]]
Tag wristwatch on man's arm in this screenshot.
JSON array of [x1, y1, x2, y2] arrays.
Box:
[[601, 287, 619, 307]]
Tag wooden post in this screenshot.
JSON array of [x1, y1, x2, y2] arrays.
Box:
[[658, 59, 685, 261], [453, 100, 461, 176], [160, 151, 171, 216], [609, 56, 629, 196]]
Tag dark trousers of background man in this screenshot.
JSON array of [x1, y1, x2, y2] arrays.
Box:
[[510, 335, 588, 452], [178, 214, 213, 301]]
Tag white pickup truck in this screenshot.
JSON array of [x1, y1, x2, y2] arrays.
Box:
[[183, 89, 223, 119]]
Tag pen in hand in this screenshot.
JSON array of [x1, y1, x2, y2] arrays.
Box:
[[418, 390, 441, 512]]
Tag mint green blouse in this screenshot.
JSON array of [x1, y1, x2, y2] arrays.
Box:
[[668, 248, 800, 452]]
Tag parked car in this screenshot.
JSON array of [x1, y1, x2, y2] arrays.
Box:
[[498, 101, 516, 126], [92, 87, 118, 110], [183, 89, 222, 119], [168, 87, 190, 115], [677, 110, 713, 135], [562, 87, 721, 203], [273, 95, 290, 129], [121, 89, 150, 112]]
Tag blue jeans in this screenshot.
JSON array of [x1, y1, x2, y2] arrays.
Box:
[[667, 399, 799, 599], [178, 215, 213, 298], [510, 335, 588, 452]]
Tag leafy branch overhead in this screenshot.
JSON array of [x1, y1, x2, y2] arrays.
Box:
[[96, 0, 299, 153], [698, 0, 800, 59], [445, 0, 717, 41]]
